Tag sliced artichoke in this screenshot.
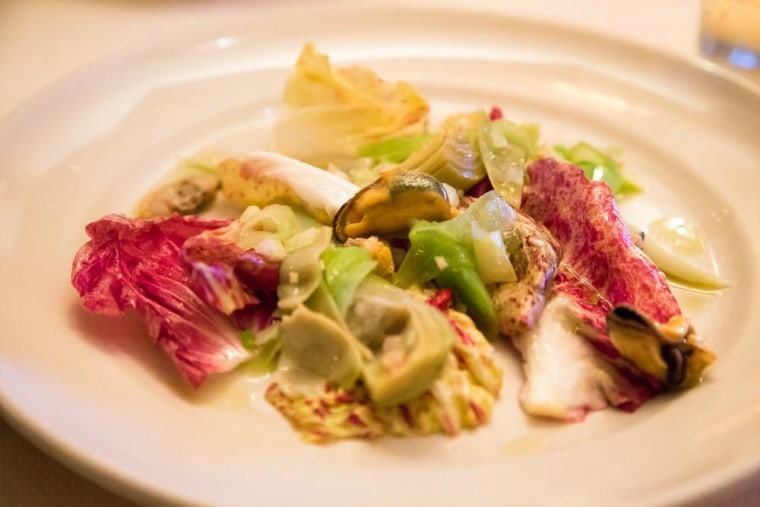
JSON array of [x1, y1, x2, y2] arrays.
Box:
[[642, 217, 732, 291], [349, 278, 456, 407], [279, 305, 365, 389], [395, 128, 485, 191], [277, 226, 333, 311], [478, 118, 540, 208]]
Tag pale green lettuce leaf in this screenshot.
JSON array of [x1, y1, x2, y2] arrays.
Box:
[[270, 43, 430, 167]]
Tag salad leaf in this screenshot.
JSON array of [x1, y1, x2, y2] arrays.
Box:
[[396, 191, 517, 337], [320, 246, 378, 314], [358, 134, 432, 164], [554, 142, 641, 195], [71, 214, 274, 388], [181, 222, 280, 316], [270, 44, 429, 167], [238, 325, 282, 374], [325, 157, 382, 188], [277, 226, 333, 311], [478, 117, 541, 207], [219, 152, 359, 225]]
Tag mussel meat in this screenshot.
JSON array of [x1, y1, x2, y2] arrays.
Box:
[[333, 169, 454, 242], [606, 305, 716, 389]]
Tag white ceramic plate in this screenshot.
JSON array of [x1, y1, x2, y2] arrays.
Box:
[[2, 4, 760, 506]]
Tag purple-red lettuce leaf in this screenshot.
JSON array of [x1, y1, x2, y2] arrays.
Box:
[[71, 214, 278, 387], [509, 158, 681, 420], [180, 222, 280, 317]]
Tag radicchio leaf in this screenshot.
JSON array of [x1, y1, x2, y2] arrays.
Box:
[[513, 158, 684, 419], [181, 222, 280, 318], [522, 158, 680, 342], [71, 214, 277, 387]]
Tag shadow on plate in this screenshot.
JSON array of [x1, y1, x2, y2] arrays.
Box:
[[66, 299, 192, 398]]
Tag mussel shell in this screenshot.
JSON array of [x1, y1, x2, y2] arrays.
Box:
[[332, 169, 452, 242]]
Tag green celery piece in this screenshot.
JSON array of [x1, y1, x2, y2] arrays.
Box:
[[184, 161, 220, 176], [618, 177, 643, 194], [555, 142, 641, 195], [320, 246, 378, 314], [238, 329, 256, 350], [305, 281, 346, 325], [395, 191, 514, 337], [358, 134, 432, 164], [239, 326, 281, 374], [491, 118, 540, 153], [396, 225, 466, 287], [396, 225, 497, 337]]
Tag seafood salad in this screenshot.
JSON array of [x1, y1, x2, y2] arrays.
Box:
[[70, 44, 729, 443]]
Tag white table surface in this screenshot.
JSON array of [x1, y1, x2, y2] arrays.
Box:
[[0, 0, 758, 505]]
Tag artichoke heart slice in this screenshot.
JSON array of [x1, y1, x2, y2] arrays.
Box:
[[277, 226, 333, 311], [350, 279, 456, 407], [279, 305, 366, 390], [395, 127, 486, 191]]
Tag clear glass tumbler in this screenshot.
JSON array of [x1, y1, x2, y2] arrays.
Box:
[[700, 0, 760, 70]]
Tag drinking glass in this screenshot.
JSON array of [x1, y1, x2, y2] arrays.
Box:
[[700, 0, 760, 70]]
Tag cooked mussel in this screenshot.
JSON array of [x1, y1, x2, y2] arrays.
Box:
[[606, 305, 716, 389], [137, 173, 220, 218], [332, 169, 454, 242]]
